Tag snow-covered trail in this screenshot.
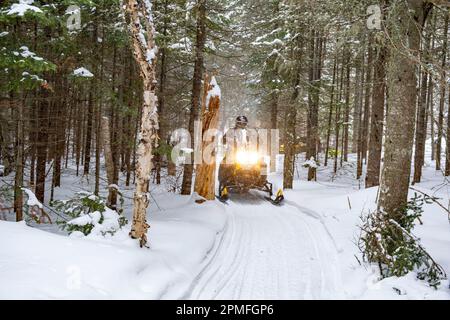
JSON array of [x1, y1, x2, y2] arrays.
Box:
[[186, 192, 344, 300]]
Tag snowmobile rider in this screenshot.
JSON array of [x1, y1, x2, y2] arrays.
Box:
[[218, 116, 283, 204], [235, 115, 249, 129], [222, 116, 253, 164]]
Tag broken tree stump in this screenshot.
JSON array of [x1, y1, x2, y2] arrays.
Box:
[[194, 75, 221, 203]]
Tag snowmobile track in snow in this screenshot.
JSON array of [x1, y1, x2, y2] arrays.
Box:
[[186, 192, 344, 299]]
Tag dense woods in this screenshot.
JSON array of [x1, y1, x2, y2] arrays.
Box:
[[0, 0, 449, 267], [1, 0, 450, 300]]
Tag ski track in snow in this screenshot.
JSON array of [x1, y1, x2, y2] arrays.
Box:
[[186, 193, 344, 300]]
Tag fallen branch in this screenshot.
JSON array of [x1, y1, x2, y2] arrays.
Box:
[[409, 186, 450, 223], [389, 218, 447, 280]]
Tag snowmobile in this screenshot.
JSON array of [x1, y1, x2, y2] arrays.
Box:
[[217, 150, 284, 205], [217, 118, 284, 205]]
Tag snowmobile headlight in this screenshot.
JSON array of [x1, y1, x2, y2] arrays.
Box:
[[236, 151, 259, 165]]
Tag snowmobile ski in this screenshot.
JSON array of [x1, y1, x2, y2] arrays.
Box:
[[216, 195, 229, 204], [265, 189, 284, 205], [216, 187, 230, 204]]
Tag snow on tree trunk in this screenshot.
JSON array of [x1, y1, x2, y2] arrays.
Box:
[[124, 0, 159, 247], [194, 75, 221, 202]]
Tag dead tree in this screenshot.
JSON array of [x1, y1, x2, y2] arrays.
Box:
[[194, 75, 221, 202]]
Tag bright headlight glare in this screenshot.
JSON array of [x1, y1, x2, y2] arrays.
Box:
[[236, 151, 259, 165]]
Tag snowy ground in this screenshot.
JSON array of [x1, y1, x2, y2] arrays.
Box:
[[0, 148, 449, 300]]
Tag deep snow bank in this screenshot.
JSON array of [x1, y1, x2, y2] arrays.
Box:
[[0, 199, 227, 299], [284, 184, 450, 300]]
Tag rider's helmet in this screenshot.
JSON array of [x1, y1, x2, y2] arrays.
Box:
[[235, 115, 249, 129]]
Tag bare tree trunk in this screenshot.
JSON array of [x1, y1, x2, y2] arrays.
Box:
[[95, 28, 104, 196], [366, 44, 386, 188], [441, 14, 449, 175], [446, 87, 450, 176], [436, 12, 447, 171], [156, 0, 169, 184], [270, 90, 278, 173], [429, 77, 435, 161], [342, 48, 351, 163], [436, 92, 444, 170], [413, 24, 431, 183], [14, 98, 24, 221], [352, 49, 363, 155], [307, 31, 322, 181], [35, 87, 50, 203], [125, 55, 134, 186], [53, 75, 68, 190], [102, 117, 117, 209], [29, 98, 37, 188], [65, 93, 72, 169], [125, 0, 159, 247], [94, 105, 101, 196], [324, 57, 337, 167], [181, 0, 207, 195], [355, 40, 365, 179], [334, 53, 345, 174], [333, 99, 341, 174], [110, 47, 120, 205], [83, 87, 94, 176], [361, 36, 373, 165], [194, 76, 221, 201], [284, 66, 301, 189], [378, 0, 430, 219], [0, 106, 15, 177]]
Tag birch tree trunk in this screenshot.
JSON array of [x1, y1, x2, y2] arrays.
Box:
[[125, 0, 159, 247]]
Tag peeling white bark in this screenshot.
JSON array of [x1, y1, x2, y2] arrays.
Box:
[[124, 0, 159, 247]]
